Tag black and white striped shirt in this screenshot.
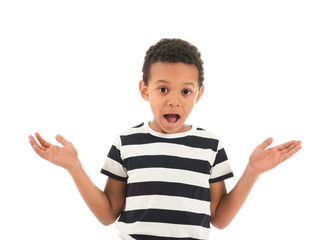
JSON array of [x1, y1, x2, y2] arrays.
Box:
[[101, 122, 233, 240]]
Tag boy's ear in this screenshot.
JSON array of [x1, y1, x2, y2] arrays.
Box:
[[195, 85, 204, 104], [139, 80, 149, 102]]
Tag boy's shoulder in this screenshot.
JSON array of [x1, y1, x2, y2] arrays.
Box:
[[118, 122, 147, 136], [195, 126, 220, 140]]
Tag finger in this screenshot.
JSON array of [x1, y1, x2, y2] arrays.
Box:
[[279, 140, 302, 154], [35, 132, 51, 148], [276, 140, 296, 152], [29, 136, 48, 159], [29, 135, 40, 148], [55, 134, 71, 147], [257, 137, 273, 150], [280, 142, 302, 163]]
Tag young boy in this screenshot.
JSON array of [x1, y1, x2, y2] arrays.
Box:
[[29, 38, 302, 240]]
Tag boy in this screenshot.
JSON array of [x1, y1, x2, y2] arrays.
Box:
[[29, 38, 302, 240]]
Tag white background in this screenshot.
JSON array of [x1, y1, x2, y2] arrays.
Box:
[[1, 0, 330, 239]]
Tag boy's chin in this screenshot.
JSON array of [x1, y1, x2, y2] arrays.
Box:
[[150, 119, 184, 134], [161, 120, 191, 134]]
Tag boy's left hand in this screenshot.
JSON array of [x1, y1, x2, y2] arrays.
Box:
[[248, 137, 302, 175]]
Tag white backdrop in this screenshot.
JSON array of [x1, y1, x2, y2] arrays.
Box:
[[1, 0, 330, 239]]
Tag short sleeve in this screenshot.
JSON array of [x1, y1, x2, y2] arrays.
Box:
[[209, 140, 234, 183], [100, 136, 128, 182]]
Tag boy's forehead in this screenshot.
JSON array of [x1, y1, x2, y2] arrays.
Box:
[[149, 62, 199, 85]]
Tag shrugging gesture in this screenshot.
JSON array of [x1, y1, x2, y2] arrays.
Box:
[[249, 137, 302, 175], [28, 132, 126, 225], [29, 133, 79, 172]]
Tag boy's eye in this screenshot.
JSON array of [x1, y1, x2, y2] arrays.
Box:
[[158, 87, 168, 93], [182, 89, 192, 95]]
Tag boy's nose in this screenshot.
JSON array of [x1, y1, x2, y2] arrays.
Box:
[[167, 93, 181, 107]]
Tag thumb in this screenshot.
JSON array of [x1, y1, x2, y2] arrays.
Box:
[[55, 134, 71, 146], [257, 137, 273, 150]]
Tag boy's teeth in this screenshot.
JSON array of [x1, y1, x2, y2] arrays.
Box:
[[165, 114, 179, 123]]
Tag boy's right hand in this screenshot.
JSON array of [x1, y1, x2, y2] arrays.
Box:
[[29, 133, 79, 172]]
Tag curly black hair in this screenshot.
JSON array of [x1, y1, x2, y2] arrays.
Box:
[[142, 38, 204, 87]]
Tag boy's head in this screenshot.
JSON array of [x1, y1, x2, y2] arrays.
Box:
[[142, 38, 204, 88], [139, 38, 205, 134]]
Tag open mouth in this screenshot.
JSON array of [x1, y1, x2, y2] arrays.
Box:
[[164, 114, 180, 123]]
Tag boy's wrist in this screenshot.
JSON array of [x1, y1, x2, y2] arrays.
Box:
[[245, 163, 261, 180], [67, 158, 83, 176]]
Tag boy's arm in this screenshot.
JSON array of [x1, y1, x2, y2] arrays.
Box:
[[210, 165, 259, 229], [68, 163, 126, 225], [29, 133, 125, 225], [210, 137, 302, 229]]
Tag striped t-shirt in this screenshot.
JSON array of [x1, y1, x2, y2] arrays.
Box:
[[101, 122, 234, 240]]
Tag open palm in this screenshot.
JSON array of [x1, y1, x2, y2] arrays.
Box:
[[249, 137, 302, 175], [29, 133, 78, 171]]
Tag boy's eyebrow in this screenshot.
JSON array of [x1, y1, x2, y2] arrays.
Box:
[[183, 82, 196, 87], [156, 79, 196, 87], [156, 80, 169, 84]]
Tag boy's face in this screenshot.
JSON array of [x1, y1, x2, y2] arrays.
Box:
[[139, 62, 204, 134]]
